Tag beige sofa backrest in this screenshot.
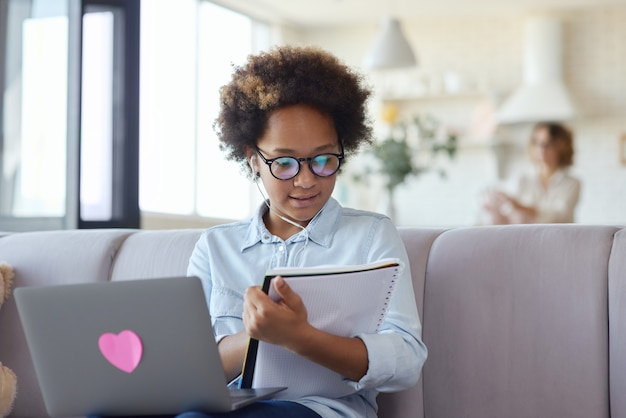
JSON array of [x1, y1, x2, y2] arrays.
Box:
[[609, 228, 626, 418], [0, 230, 134, 417], [419, 225, 617, 418], [0, 225, 625, 418], [110, 229, 203, 281]]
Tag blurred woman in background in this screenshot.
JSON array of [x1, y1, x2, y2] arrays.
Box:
[[481, 122, 581, 224]]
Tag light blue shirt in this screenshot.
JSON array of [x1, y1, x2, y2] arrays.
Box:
[[187, 197, 427, 418]]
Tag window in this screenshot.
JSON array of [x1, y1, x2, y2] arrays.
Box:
[[2, 3, 70, 219], [139, 0, 269, 220], [80, 11, 113, 221]]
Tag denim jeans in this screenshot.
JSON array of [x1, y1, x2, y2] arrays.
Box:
[[89, 400, 321, 418]]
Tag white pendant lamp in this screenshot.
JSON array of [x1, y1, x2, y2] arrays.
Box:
[[364, 17, 416, 70]]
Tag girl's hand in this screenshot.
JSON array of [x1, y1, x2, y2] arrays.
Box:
[[243, 276, 369, 381], [242, 277, 312, 350]]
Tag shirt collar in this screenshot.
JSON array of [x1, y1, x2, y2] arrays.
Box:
[[538, 167, 567, 186], [240, 197, 341, 252], [550, 168, 567, 182]]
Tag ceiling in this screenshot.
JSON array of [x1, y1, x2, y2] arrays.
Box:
[[213, 0, 626, 27]]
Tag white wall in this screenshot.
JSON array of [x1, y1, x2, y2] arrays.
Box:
[[286, 7, 626, 227]]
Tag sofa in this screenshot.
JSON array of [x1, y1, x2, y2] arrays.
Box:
[[0, 224, 625, 418]]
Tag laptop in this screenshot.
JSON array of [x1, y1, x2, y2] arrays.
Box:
[[15, 277, 286, 417]]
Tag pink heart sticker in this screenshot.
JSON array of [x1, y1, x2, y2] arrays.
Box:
[[98, 330, 143, 373]]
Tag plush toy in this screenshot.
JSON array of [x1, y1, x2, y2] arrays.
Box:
[[0, 262, 17, 418]]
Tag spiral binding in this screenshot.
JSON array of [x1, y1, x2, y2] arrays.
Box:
[[375, 266, 400, 331]]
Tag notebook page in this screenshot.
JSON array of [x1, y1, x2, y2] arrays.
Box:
[[251, 263, 399, 399]]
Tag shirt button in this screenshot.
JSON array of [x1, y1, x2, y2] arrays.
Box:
[[278, 245, 284, 252]]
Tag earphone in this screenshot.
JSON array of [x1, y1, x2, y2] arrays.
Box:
[[250, 153, 311, 265], [254, 178, 307, 233], [249, 154, 260, 179]]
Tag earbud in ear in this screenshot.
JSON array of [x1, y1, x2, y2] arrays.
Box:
[[249, 154, 260, 174]]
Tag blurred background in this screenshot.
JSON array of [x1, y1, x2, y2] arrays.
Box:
[[1, 0, 624, 231]]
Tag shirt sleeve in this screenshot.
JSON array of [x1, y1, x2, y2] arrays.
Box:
[[187, 229, 247, 343], [186, 231, 212, 305], [344, 218, 428, 392], [187, 231, 228, 343]]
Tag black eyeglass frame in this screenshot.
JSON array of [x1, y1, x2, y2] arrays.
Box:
[[255, 144, 345, 181]]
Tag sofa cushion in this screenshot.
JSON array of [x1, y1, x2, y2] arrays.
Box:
[[0, 229, 133, 418], [110, 229, 204, 281], [609, 227, 626, 418], [422, 224, 617, 418]]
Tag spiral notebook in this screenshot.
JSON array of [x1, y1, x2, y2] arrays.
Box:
[[240, 258, 401, 399]]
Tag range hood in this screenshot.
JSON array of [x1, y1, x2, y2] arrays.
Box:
[[498, 17, 575, 124]]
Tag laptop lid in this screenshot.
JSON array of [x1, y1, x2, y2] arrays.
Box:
[[15, 277, 284, 417]]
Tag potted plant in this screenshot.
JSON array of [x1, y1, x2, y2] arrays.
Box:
[[353, 107, 457, 221]]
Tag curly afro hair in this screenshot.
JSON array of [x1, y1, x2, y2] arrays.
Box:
[[215, 45, 373, 177]]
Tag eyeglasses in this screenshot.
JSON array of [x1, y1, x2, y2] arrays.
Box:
[[255, 145, 344, 180]]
